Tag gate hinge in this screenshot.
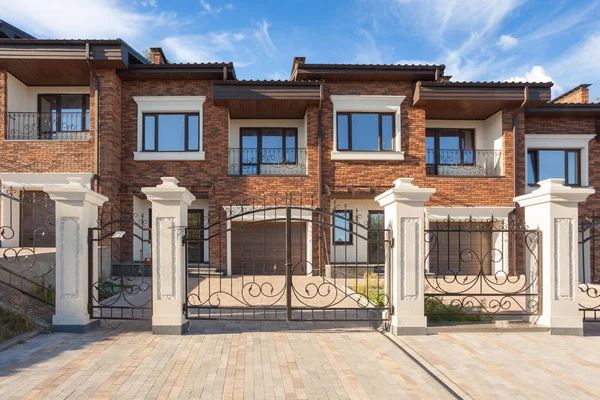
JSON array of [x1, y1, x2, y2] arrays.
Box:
[[390, 306, 395, 316], [390, 238, 395, 248], [182, 235, 186, 247]]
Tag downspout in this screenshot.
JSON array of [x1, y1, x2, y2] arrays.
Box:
[[317, 82, 324, 275], [86, 42, 100, 192], [514, 86, 528, 208]]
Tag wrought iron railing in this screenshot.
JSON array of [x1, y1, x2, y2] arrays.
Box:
[[7, 111, 91, 140], [426, 149, 502, 176], [228, 148, 307, 176]]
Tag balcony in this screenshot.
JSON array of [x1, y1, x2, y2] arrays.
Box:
[[426, 149, 502, 177], [7, 112, 91, 141], [228, 148, 307, 176]]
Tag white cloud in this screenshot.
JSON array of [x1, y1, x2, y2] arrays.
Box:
[[266, 70, 288, 81], [0, 0, 168, 39], [225, 3, 234, 10], [355, 29, 383, 64], [200, 0, 221, 15], [505, 65, 561, 96], [496, 34, 518, 51], [233, 33, 245, 41], [161, 32, 242, 63], [253, 20, 276, 58], [141, 0, 157, 7]]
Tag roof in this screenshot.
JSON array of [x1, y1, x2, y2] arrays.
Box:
[[118, 62, 237, 81], [549, 84, 592, 103], [418, 81, 554, 88], [0, 20, 34, 39], [292, 57, 444, 81], [525, 102, 600, 117], [0, 37, 148, 64]]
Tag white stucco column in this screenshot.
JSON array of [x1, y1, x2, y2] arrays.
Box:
[[44, 177, 108, 333], [375, 178, 436, 335], [514, 178, 594, 336], [142, 177, 195, 335]]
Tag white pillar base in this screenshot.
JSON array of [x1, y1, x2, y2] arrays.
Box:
[[391, 316, 428, 336]]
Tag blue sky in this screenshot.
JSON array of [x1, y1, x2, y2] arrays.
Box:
[[2, 0, 599, 100]]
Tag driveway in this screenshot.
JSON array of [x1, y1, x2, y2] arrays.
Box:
[[0, 321, 599, 399]]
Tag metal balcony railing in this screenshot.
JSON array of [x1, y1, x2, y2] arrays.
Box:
[[228, 148, 307, 176], [7, 111, 91, 140], [426, 149, 503, 177]]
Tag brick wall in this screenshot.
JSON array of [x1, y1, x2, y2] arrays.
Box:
[[321, 81, 518, 207], [524, 115, 600, 213], [0, 69, 95, 174]]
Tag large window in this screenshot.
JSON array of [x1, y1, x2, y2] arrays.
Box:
[[333, 210, 353, 245], [142, 113, 200, 152], [336, 112, 395, 151], [426, 128, 475, 166], [240, 128, 297, 175], [38, 94, 90, 132], [527, 149, 580, 186]]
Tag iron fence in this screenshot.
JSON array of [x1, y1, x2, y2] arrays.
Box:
[[228, 148, 307, 176], [426, 149, 502, 177], [7, 111, 90, 140]]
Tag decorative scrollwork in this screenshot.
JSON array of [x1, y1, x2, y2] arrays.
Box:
[[228, 148, 307, 176], [426, 149, 502, 177], [7, 112, 91, 141]]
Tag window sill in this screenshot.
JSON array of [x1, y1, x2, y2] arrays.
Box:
[[133, 151, 205, 161], [330, 151, 405, 161]]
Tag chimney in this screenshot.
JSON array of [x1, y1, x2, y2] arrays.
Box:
[[552, 84, 591, 104], [150, 47, 168, 64]]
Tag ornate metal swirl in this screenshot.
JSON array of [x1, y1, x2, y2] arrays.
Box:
[[0, 187, 56, 306], [426, 149, 502, 177], [228, 148, 307, 176], [425, 215, 540, 317], [7, 112, 91, 141]]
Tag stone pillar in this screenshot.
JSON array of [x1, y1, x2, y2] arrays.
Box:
[[44, 177, 108, 333], [375, 178, 436, 335], [514, 179, 594, 335], [142, 177, 195, 334]]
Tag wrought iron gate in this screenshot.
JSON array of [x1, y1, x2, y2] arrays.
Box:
[[579, 214, 600, 321], [184, 194, 391, 322], [0, 185, 56, 307], [88, 207, 152, 320], [424, 215, 541, 318]]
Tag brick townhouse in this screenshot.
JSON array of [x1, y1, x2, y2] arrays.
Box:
[[0, 21, 599, 279]]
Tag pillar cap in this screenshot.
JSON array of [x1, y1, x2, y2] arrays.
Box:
[[44, 177, 108, 206], [142, 177, 195, 206], [514, 178, 595, 207], [375, 177, 436, 207]]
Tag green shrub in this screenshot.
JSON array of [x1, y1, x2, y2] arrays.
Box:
[[425, 298, 494, 323]]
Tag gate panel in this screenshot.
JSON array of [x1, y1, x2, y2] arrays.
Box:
[[579, 214, 600, 321], [0, 185, 56, 307], [424, 215, 541, 319], [88, 206, 152, 320], [184, 194, 391, 322]]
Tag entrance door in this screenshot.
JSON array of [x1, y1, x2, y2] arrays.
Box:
[[367, 211, 385, 264], [187, 210, 204, 263]]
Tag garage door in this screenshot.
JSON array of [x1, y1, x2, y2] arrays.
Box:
[[431, 222, 492, 275], [231, 221, 306, 275], [20, 190, 56, 247]]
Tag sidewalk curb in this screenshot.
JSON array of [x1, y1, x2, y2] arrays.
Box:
[[0, 329, 41, 353], [380, 330, 474, 400]]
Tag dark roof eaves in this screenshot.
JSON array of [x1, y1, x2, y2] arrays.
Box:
[[419, 81, 554, 88], [549, 84, 593, 103]]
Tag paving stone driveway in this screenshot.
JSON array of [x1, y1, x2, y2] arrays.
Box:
[[0, 321, 599, 399]]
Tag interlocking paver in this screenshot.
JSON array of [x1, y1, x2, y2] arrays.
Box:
[[1, 321, 600, 399]]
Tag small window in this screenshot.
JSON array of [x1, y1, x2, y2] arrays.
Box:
[[527, 149, 580, 186], [426, 128, 475, 166], [333, 210, 353, 245], [142, 113, 200, 152], [239, 128, 298, 175], [336, 112, 395, 151]]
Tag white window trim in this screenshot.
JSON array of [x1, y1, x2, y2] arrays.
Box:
[[331, 95, 405, 160], [133, 96, 206, 161], [525, 134, 595, 193]]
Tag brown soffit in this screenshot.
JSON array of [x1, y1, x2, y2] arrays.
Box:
[[214, 80, 322, 119]]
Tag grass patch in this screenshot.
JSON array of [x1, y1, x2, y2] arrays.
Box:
[[351, 273, 386, 306], [425, 298, 495, 323], [30, 284, 55, 305], [0, 308, 37, 343]]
